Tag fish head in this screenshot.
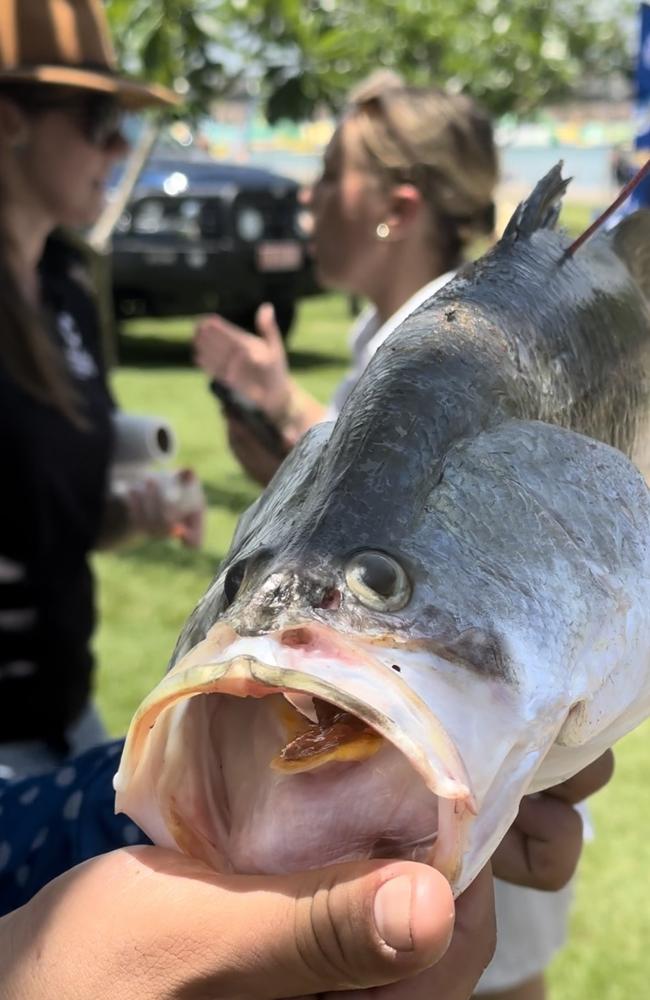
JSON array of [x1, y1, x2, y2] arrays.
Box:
[[114, 424, 476, 888], [114, 414, 648, 896], [116, 165, 650, 894]]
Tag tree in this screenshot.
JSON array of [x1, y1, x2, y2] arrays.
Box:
[[105, 0, 242, 118], [93, 0, 632, 350], [106, 0, 636, 122], [92, 0, 236, 249]]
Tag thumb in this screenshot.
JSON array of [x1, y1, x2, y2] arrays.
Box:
[[255, 302, 284, 349], [105, 849, 456, 999], [175, 854, 455, 997], [278, 861, 455, 995]]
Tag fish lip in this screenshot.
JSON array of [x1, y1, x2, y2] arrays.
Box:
[[133, 652, 474, 801], [118, 644, 476, 887]]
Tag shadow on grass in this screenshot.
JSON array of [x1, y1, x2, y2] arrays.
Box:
[[114, 541, 225, 576], [116, 328, 344, 372], [203, 480, 259, 513], [288, 347, 347, 369], [117, 330, 194, 368]]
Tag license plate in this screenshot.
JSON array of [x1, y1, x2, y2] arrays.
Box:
[[256, 241, 302, 272], [143, 250, 178, 266]]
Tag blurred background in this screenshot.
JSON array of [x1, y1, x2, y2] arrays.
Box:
[[93, 5, 649, 998], [98, 0, 640, 338]]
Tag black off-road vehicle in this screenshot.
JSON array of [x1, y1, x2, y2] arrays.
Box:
[[111, 151, 315, 336]]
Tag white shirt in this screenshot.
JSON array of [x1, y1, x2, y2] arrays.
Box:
[[328, 271, 456, 418]]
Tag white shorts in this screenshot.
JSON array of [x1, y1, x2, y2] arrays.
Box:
[[475, 801, 590, 993], [474, 877, 573, 993]]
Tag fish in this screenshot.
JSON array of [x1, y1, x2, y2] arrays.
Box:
[[114, 166, 650, 895]]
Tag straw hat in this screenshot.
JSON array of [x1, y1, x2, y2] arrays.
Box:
[[0, 0, 179, 108]]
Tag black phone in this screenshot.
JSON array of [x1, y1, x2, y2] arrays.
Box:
[[209, 380, 289, 459]]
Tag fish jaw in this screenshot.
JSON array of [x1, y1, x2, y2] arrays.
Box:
[[115, 621, 476, 891], [347, 638, 574, 891]]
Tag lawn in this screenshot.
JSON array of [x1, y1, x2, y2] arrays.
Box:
[[95, 202, 650, 999], [94, 291, 351, 729]]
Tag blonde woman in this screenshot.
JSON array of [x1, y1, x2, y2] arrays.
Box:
[[194, 73, 497, 482]]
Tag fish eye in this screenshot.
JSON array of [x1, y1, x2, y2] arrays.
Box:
[[345, 551, 411, 612], [223, 560, 246, 608]]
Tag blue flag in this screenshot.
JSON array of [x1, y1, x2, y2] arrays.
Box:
[[604, 2, 650, 223], [637, 3, 650, 148], [638, 2, 650, 100]]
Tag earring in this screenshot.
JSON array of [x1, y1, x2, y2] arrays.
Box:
[[376, 222, 391, 240]]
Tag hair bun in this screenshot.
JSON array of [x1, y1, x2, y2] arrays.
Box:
[[348, 70, 405, 106]]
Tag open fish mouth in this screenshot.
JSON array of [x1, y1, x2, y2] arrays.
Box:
[[115, 622, 475, 887]]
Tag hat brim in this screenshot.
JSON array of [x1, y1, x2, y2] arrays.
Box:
[[0, 65, 180, 109]]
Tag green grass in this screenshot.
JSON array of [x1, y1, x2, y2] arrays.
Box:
[[95, 208, 650, 999], [94, 292, 351, 731]]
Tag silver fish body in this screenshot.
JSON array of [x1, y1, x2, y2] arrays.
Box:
[[115, 168, 650, 894]]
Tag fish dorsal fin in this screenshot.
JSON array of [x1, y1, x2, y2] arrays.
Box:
[[502, 162, 571, 241], [609, 210, 650, 300]]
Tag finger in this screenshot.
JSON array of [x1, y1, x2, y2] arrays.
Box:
[[123, 486, 146, 528], [133, 479, 183, 540], [178, 508, 205, 549], [398, 865, 496, 1000], [193, 316, 213, 344], [194, 316, 224, 356], [125, 482, 165, 536], [121, 849, 456, 998], [255, 302, 283, 348], [323, 866, 496, 1000], [493, 795, 583, 890], [196, 312, 254, 342], [194, 315, 256, 367], [194, 313, 221, 336], [543, 750, 614, 806], [144, 479, 175, 534]]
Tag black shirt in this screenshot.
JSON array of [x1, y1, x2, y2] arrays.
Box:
[[0, 238, 114, 748]]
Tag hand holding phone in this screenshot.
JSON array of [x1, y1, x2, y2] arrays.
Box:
[[209, 379, 290, 460]]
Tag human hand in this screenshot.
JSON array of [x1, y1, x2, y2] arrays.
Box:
[[167, 468, 206, 548], [492, 750, 614, 890], [194, 303, 292, 423], [302, 866, 495, 1000], [1, 847, 495, 1000], [228, 415, 287, 486], [122, 469, 206, 548]]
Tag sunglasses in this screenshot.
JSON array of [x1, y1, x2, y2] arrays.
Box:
[[30, 92, 124, 148]]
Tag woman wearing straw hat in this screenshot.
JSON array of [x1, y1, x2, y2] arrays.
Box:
[[0, 0, 204, 779]]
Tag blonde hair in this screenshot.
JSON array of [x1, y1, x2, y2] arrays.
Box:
[[346, 72, 498, 268]]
